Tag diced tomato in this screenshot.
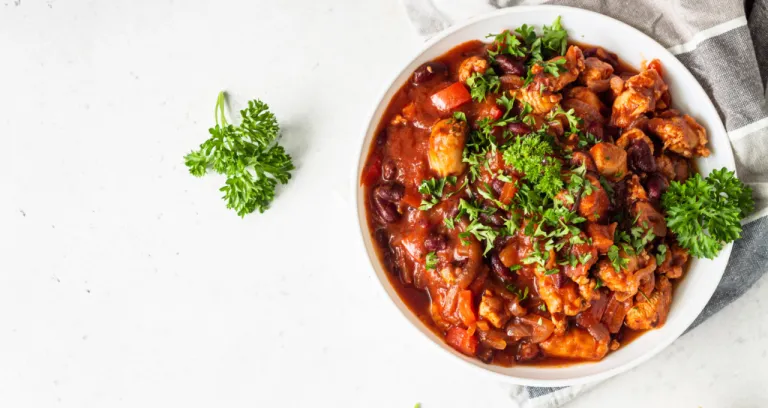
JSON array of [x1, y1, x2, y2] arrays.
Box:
[[361, 155, 381, 186], [446, 327, 478, 356], [477, 100, 503, 121], [400, 190, 422, 208], [646, 58, 663, 77], [488, 104, 503, 120], [499, 177, 519, 205], [457, 290, 476, 327], [430, 82, 472, 112]]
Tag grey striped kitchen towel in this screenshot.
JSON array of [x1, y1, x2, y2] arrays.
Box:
[[401, 0, 768, 406]]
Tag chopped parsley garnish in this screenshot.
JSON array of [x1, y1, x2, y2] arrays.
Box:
[[486, 30, 526, 60], [607, 245, 629, 271], [425, 252, 438, 270], [418, 176, 457, 210], [506, 284, 529, 301], [466, 69, 500, 102], [460, 220, 500, 255], [452, 111, 467, 122], [655, 244, 668, 266]]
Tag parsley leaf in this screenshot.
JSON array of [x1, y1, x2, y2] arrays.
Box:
[[541, 16, 568, 56], [185, 91, 295, 216], [486, 31, 526, 60], [466, 69, 501, 102], [425, 252, 438, 270], [661, 168, 753, 259], [418, 176, 457, 211], [460, 220, 500, 255], [655, 244, 668, 266], [607, 245, 629, 271]]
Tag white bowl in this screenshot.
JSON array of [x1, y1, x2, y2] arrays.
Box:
[[354, 5, 735, 386]]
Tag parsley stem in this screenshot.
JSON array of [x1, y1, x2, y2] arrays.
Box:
[[215, 91, 229, 127]]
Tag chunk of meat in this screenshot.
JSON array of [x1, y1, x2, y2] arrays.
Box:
[[570, 151, 597, 172], [562, 88, 605, 125], [539, 327, 609, 360], [578, 174, 610, 222], [611, 68, 668, 128], [632, 201, 667, 237], [586, 222, 617, 254], [616, 128, 654, 154], [601, 293, 633, 333], [567, 86, 607, 116], [561, 233, 598, 283], [647, 112, 710, 157], [658, 243, 689, 279], [579, 57, 614, 92], [458, 56, 489, 83], [609, 75, 624, 98], [478, 290, 510, 329], [597, 251, 657, 301], [531, 45, 586, 92], [428, 118, 468, 177], [625, 276, 672, 330], [510, 87, 562, 115], [534, 267, 586, 321], [626, 174, 649, 202], [656, 153, 690, 181], [590, 142, 628, 180]]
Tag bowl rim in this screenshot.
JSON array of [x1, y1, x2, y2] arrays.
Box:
[[352, 4, 734, 386]]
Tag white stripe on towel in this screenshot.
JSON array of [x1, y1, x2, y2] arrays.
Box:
[[667, 17, 748, 55]]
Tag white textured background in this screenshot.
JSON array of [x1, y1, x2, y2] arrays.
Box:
[[1, 1, 766, 407]]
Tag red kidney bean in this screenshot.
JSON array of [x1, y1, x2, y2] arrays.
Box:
[[489, 252, 514, 283], [480, 211, 505, 227], [603, 125, 620, 142], [612, 180, 628, 211], [424, 233, 448, 252], [491, 178, 505, 196], [508, 122, 531, 136], [586, 121, 604, 141], [374, 183, 404, 202], [374, 228, 390, 248], [516, 342, 541, 362], [494, 54, 526, 76], [645, 173, 669, 202], [376, 129, 388, 147], [381, 160, 397, 181], [373, 195, 400, 223], [627, 140, 656, 173], [412, 61, 448, 85], [477, 346, 495, 364]]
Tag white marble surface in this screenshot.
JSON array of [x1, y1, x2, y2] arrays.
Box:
[[1, 1, 766, 407]]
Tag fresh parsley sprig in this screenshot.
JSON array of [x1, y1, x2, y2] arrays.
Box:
[[501, 133, 563, 198], [661, 168, 753, 259], [185, 92, 295, 216]]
